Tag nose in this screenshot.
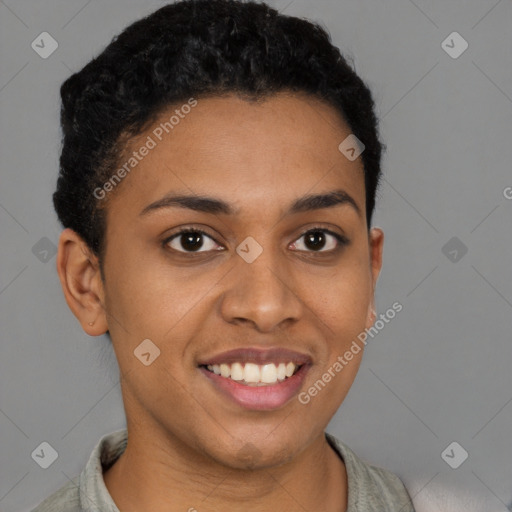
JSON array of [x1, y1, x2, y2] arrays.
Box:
[[219, 248, 303, 333]]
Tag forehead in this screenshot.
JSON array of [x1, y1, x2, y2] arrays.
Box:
[[105, 92, 366, 222]]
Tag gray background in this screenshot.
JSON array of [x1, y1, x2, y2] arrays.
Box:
[[1, 0, 511, 510]]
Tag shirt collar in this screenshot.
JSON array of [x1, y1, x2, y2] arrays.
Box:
[[79, 429, 127, 512], [75, 428, 408, 512]]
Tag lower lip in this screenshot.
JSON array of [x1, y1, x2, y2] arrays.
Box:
[[199, 365, 310, 411]]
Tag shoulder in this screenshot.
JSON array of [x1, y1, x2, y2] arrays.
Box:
[[326, 432, 415, 512], [31, 478, 81, 512], [31, 428, 127, 512]]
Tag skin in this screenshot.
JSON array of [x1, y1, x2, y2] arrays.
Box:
[[57, 91, 383, 512]]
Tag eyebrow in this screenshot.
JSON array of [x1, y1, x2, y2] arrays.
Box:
[[139, 189, 361, 218]]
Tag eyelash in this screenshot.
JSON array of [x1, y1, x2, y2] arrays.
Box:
[[162, 226, 349, 256]]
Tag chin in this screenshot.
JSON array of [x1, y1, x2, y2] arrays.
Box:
[[201, 432, 304, 471]]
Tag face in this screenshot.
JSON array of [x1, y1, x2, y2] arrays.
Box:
[[63, 92, 383, 470]]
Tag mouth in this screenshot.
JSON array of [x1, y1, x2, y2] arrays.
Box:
[[200, 361, 301, 386], [197, 348, 311, 410]]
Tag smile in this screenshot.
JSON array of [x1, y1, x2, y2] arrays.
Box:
[[197, 347, 311, 410], [203, 362, 300, 386]]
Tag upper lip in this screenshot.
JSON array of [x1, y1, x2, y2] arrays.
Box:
[[198, 347, 312, 366]]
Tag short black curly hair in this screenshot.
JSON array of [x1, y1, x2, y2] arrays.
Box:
[[54, 0, 384, 266]]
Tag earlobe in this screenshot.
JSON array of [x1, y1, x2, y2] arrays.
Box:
[[365, 300, 377, 330], [56, 228, 108, 336]]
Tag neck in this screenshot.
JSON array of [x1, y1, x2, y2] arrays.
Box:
[[103, 420, 347, 512]]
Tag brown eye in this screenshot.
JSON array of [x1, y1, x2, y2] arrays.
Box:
[[164, 229, 222, 253], [290, 228, 348, 253]]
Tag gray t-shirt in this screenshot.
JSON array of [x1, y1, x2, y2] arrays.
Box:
[[32, 429, 415, 511]]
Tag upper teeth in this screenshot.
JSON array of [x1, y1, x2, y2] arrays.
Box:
[[206, 362, 297, 384]]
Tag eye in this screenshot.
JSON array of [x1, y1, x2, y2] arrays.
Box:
[[164, 228, 223, 254], [290, 227, 348, 253], [163, 226, 349, 255]]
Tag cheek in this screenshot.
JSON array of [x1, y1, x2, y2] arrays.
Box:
[[309, 260, 372, 334], [103, 251, 196, 333], [103, 256, 222, 379], [301, 256, 371, 410]]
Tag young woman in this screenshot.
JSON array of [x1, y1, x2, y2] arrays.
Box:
[[34, 1, 415, 510]]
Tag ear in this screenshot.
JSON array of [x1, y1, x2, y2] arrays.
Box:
[[365, 227, 384, 329], [56, 228, 108, 336]]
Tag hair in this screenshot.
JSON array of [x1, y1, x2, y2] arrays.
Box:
[[54, 0, 384, 269]]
